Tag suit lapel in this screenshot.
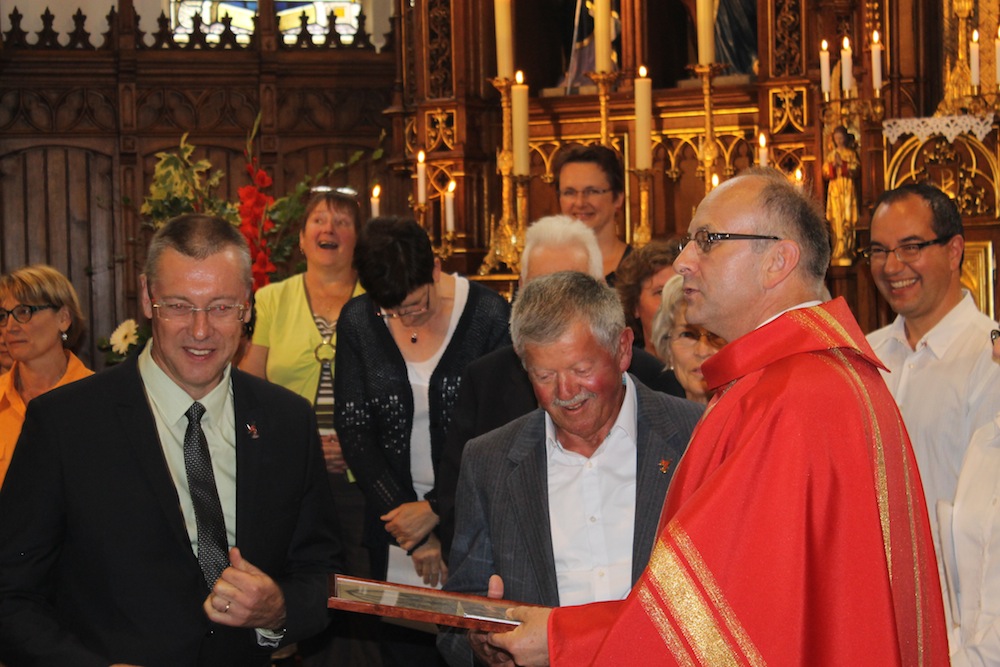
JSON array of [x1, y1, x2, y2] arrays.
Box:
[[505, 413, 560, 604], [231, 370, 266, 550]]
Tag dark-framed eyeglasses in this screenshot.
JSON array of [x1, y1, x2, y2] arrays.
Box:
[[679, 229, 782, 254], [558, 187, 613, 200], [991, 329, 1000, 344], [0, 304, 56, 326], [858, 236, 952, 264], [376, 286, 431, 320], [150, 301, 249, 322]]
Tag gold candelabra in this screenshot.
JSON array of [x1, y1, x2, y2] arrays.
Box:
[[691, 63, 726, 193], [632, 169, 652, 246], [586, 71, 621, 147], [822, 87, 885, 133], [437, 230, 456, 260], [480, 76, 524, 275], [410, 200, 428, 231]]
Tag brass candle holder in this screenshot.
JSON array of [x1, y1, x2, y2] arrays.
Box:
[[691, 63, 726, 193], [586, 71, 621, 148], [481, 76, 524, 274], [632, 168, 653, 247]]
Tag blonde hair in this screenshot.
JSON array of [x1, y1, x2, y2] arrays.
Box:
[[0, 264, 87, 348]]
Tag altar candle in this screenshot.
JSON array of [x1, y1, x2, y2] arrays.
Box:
[[416, 150, 427, 205], [820, 40, 831, 94], [634, 66, 652, 171], [512, 71, 530, 176], [841, 37, 853, 93], [444, 181, 456, 233], [794, 168, 803, 189], [757, 133, 769, 167], [370, 184, 381, 218], [594, 0, 611, 73], [871, 31, 883, 91], [494, 0, 513, 79], [696, 0, 715, 65], [971, 29, 981, 86]]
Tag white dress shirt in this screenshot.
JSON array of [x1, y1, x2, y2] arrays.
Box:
[[545, 374, 638, 606], [943, 413, 1000, 666], [868, 291, 1000, 627]]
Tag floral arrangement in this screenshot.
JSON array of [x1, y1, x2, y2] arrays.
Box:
[[97, 318, 151, 365]]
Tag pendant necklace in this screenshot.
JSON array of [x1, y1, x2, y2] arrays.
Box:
[[410, 331, 418, 344]]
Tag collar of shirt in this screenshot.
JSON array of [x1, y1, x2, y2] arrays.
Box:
[[755, 300, 824, 331], [544, 373, 638, 459], [137, 340, 233, 430], [877, 290, 982, 359]]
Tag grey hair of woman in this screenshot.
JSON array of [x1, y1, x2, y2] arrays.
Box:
[[511, 270, 625, 359], [520, 215, 603, 282], [651, 274, 685, 363]]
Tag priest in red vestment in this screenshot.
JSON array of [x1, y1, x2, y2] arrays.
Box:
[[487, 169, 949, 666]]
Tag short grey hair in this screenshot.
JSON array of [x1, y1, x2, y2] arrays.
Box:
[[511, 271, 625, 358], [520, 215, 603, 282], [144, 214, 252, 294], [651, 274, 685, 362]]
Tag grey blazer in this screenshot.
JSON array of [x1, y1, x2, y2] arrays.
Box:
[[437, 378, 703, 666]]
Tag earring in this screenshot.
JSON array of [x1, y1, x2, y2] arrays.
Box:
[[60, 331, 68, 342]]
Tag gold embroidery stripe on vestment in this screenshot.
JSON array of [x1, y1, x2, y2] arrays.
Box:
[[638, 582, 698, 667]]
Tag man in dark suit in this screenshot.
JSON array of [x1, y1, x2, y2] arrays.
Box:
[[437, 271, 703, 666], [435, 215, 684, 558], [0, 215, 340, 667]]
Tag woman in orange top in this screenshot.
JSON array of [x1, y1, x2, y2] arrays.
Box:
[[0, 265, 92, 487]]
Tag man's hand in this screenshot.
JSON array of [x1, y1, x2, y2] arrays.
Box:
[[488, 605, 553, 667], [320, 432, 348, 474], [203, 547, 286, 631], [469, 575, 515, 666], [411, 533, 448, 587], [381, 500, 438, 551]]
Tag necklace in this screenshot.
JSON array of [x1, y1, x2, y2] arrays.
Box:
[[410, 331, 418, 344]]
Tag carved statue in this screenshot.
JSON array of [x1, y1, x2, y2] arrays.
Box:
[[823, 125, 860, 264]]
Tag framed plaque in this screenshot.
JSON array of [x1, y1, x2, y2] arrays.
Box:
[[328, 575, 540, 633]]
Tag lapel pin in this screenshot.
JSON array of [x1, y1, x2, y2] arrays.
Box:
[[658, 459, 672, 474], [246, 422, 259, 439]]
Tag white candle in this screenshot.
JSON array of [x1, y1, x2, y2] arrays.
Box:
[[971, 29, 981, 86], [594, 0, 611, 73], [870, 31, 883, 92], [841, 37, 853, 94], [512, 71, 530, 176], [444, 181, 456, 233], [634, 65, 652, 171], [494, 0, 513, 79], [794, 168, 803, 189], [820, 40, 831, 94], [757, 133, 769, 167], [370, 184, 381, 218], [696, 0, 715, 65], [416, 150, 427, 205]]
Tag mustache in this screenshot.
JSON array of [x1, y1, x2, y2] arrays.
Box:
[[550, 390, 597, 408]]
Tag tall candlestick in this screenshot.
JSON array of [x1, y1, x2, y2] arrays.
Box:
[[971, 29, 981, 86], [757, 132, 769, 167], [444, 181, 456, 233], [512, 71, 530, 176], [820, 40, 831, 95], [494, 0, 513, 79], [634, 65, 652, 171], [696, 0, 715, 65], [370, 184, 381, 218], [870, 31, 883, 92], [841, 37, 853, 93], [594, 0, 611, 72], [416, 150, 427, 205]]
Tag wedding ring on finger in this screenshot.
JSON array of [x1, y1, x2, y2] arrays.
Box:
[[224, 600, 231, 613]]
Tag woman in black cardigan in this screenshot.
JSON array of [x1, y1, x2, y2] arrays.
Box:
[[334, 217, 510, 665]]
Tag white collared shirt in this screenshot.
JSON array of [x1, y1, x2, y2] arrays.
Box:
[[544, 374, 638, 606], [138, 342, 238, 553]]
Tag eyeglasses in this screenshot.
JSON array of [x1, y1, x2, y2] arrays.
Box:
[[376, 287, 431, 320], [991, 329, 1000, 344], [558, 187, 613, 200], [679, 229, 782, 254], [667, 329, 726, 348], [151, 301, 249, 322], [311, 185, 359, 199], [0, 304, 56, 326], [858, 236, 952, 264]]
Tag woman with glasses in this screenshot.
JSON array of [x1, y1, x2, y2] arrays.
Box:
[[651, 274, 727, 404], [334, 217, 510, 667], [613, 238, 681, 359], [239, 188, 375, 666], [0, 265, 92, 487]]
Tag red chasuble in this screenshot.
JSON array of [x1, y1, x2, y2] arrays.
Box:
[[548, 299, 948, 666]]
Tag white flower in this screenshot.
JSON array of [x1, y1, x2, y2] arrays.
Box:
[[109, 319, 140, 355]]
